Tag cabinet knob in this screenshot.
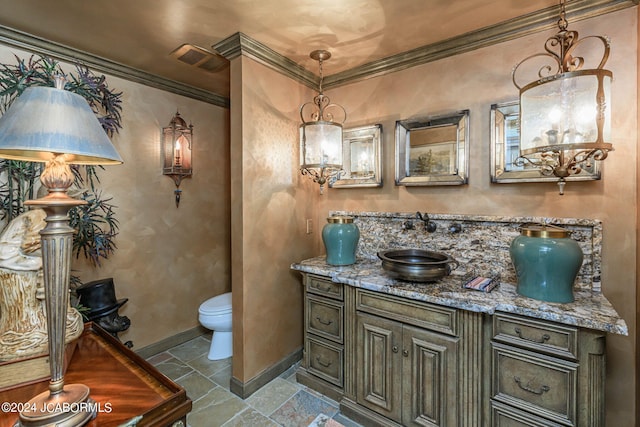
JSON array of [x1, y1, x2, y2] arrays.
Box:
[[392, 346, 398, 353], [402, 349, 409, 357]]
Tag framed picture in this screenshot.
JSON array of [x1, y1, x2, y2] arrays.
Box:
[[490, 101, 601, 183], [395, 110, 469, 186], [330, 124, 383, 188]]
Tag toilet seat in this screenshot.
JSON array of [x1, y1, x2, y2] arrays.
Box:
[[199, 292, 232, 315]]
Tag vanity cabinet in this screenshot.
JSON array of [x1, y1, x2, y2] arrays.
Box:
[[490, 313, 606, 426], [297, 274, 346, 401], [296, 272, 609, 427]]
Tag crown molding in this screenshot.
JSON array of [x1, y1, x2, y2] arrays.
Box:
[[213, 0, 637, 90], [323, 0, 636, 88], [0, 25, 230, 108], [214, 32, 317, 89], [0, 0, 634, 102]]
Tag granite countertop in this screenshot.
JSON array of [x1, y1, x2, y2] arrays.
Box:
[[292, 256, 628, 336]]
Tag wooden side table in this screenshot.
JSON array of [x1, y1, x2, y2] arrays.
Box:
[[0, 323, 191, 427]]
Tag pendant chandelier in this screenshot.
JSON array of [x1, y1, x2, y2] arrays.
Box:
[[512, 0, 613, 194], [299, 50, 346, 194]]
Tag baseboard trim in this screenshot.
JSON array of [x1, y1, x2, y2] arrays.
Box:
[[230, 347, 303, 399], [135, 326, 208, 359], [340, 398, 402, 427]]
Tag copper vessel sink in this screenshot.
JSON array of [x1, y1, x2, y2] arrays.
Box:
[[377, 249, 458, 282]]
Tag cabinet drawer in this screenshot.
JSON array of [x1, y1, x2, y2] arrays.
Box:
[[307, 295, 344, 343], [492, 342, 577, 425], [493, 313, 578, 360], [356, 289, 457, 336], [306, 336, 343, 387], [491, 400, 561, 427], [306, 275, 343, 301]]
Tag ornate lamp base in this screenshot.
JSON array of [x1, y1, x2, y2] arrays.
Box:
[[16, 384, 96, 427], [16, 157, 94, 427]]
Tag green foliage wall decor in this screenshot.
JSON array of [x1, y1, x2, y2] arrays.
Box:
[[0, 54, 123, 268]]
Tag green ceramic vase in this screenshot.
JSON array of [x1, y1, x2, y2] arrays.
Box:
[[509, 224, 583, 303], [322, 216, 360, 266]]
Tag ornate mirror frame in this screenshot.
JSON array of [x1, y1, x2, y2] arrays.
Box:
[[490, 101, 601, 183], [395, 110, 469, 186], [331, 124, 383, 188]]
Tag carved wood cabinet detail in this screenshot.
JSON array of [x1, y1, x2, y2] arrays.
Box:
[[298, 274, 346, 401], [490, 313, 605, 426], [355, 311, 460, 426], [297, 273, 607, 427]]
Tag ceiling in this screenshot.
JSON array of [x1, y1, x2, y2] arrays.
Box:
[[0, 0, 625, 100]]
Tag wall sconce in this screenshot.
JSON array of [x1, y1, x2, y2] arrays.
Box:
[[0, 77, 122, 426], [512, 0, 613, 195], [299, 50, 346, 194], [163, 111, 193, 207]]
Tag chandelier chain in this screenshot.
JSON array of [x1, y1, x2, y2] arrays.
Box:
[[558, 0, 568, 31], [318, 57, 324, 94]]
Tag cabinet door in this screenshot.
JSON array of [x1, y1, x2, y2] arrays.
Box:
[[356, 312, 403, 423], [402, 324, 460, 427]]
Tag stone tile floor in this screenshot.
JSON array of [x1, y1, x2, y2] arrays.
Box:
[[146, 335, 362, 427]]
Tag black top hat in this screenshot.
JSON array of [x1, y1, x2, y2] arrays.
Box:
[[75, 278, 128, 320]]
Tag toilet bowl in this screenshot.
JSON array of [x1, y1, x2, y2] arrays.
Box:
[[198, 292, 232, 360]]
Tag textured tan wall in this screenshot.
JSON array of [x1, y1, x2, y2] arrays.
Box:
[[317, 9, 637, 425], [229, 57, 245, 379], [230, 56, 318, 382], [81, 80, 231, 349], [0, 45, 232, 349], [637, 6, 640, 425]]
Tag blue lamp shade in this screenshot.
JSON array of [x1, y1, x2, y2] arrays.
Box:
[[0, 86, 123, 165]]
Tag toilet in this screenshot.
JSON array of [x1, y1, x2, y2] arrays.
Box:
[[198, 292, 232, 360]]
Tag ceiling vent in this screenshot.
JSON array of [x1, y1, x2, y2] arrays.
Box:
[[169, 44, 228, 73]]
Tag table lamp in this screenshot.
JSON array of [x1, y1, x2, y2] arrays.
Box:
[[0, 77, 123, 426]]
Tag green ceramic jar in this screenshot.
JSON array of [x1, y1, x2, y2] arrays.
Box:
[[322, 216, 360, 266], [509, 224, 583, 303]]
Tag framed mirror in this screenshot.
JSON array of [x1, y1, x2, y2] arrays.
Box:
[[395, 110, 469, 186], [331, 124, 383, 188], [490, 101, 601, 183]]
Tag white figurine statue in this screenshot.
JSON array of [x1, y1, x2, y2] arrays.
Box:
[[0, 209, 83, 361]]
